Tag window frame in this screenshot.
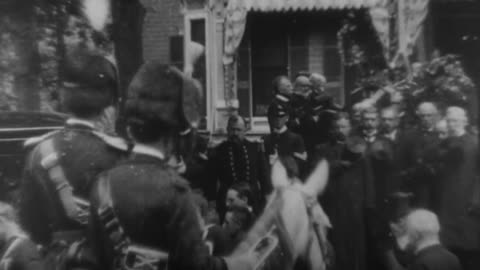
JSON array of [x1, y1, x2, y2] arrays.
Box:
[[184, 11, 211, 131]]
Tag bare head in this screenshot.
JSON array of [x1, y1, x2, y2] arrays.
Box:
[[273, 76, 293, 96], [381, 106, 401, 133], [334, 112, 352, 138], [309, 73, 327, 93], [227, 115, 247, 142], [445, 106, 468, 137], [361, 107, 379, 133], [416, 102, 439, 130], [392, 209, 440, 254], [294, 76, 313, 98], [435, 119, 448, 139]]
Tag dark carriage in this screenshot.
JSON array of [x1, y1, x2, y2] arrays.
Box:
[[0, 111, 66, 203]]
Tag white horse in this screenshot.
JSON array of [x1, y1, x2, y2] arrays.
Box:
[[225, 158, 332, 270]]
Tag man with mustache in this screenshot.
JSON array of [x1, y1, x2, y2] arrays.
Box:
[[210, 115, 269, 219]]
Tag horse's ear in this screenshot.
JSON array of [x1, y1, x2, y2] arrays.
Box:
[[302, 159, 329, 196], [271, 160, 290, 188]]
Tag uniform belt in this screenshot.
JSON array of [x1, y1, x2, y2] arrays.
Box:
[[52, 230, 84, 243]]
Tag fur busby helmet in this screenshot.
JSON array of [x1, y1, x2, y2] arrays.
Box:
[[125, 61, 202, 143], [61, 46, 117, 118]]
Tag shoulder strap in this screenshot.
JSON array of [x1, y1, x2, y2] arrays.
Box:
[[96, 178, 130, 253], [24, 130, 60, 149], [91, 131, 130, 152], [38, 138, 88, 225]]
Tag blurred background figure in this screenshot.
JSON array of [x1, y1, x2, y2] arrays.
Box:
[[435, 119, 448, 139], [309, 73, 327, 95], [225, 182, 254, 214], [417, 102, 441, 134], [435, 106, 479, 270], [222, 206, 254, 254], [391, 209, 462, 270], [0, 202, 45, 270]]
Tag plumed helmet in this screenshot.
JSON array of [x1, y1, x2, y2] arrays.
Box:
[[125, 61, 202, 134], [61, 46, 117, 118]]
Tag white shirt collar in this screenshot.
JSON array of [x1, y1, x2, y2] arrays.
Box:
[[275, 94, 289, 102], [274, 126, 288, 134], [132, 144, 165, 160], [66, 118, 96, 129], [388, 130, 398, 140]]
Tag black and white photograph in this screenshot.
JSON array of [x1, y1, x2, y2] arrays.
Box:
[[0, 0, 479, 269]]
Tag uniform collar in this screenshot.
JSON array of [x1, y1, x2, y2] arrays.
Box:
[[66, 118, 96, 130], [132, 144, 165, 161]]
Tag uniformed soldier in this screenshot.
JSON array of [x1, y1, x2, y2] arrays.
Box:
[[263, 104, 308, 178], [210, 115, 269, 218], [89, 61, 255, 270], [18, 46, 128, 270]]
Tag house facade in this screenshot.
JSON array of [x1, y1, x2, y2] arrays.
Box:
[[137, 0, 480, 136]]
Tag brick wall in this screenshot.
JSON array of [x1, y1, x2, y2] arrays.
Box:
[[142, 0, 184, 62]]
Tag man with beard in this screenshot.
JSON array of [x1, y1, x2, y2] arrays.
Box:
[[320, 112, 375, 270], [436, 107, 479, 270], [351, 106, 397, 270], [380, 106, 409, 192], [210, 116, 268, 218], [391, 209, 462, 270], [401, 102, 442, 209], [267, 76, 294, 132], [289, 75, 313, 132]]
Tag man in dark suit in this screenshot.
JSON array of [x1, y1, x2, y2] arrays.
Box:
[[352, 106, 398, 270], [436, 106, 480, 270], [267, 76, 294, 131], [210, 115, 268, 218], [380, 106, 409, 193], [400, 102, 442, 209], [391, 209, 462, 270], [263, 104, 307, 178]]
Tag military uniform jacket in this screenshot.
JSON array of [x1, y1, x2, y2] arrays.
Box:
[[210, 139, 269, 216], [89, 145, 227, 270], [19, 119, 127, 245]]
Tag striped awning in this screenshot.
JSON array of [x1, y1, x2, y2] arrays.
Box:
[[227, 0, 382, 12]]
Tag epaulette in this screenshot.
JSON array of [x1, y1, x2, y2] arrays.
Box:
[[23, 130, 60, 149], [91, 131, 130, 152]]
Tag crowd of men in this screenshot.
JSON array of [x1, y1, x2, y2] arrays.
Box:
[[0, 43, 478, 270], [183, 72, 479, 270]]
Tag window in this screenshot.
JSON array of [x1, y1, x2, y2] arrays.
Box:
[[237, 12, 345, 129], [169, 35, 184, 69], [185, 14, 209, 130]]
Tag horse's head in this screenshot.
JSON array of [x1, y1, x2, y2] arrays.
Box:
[[231, 158, 331, 270]]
